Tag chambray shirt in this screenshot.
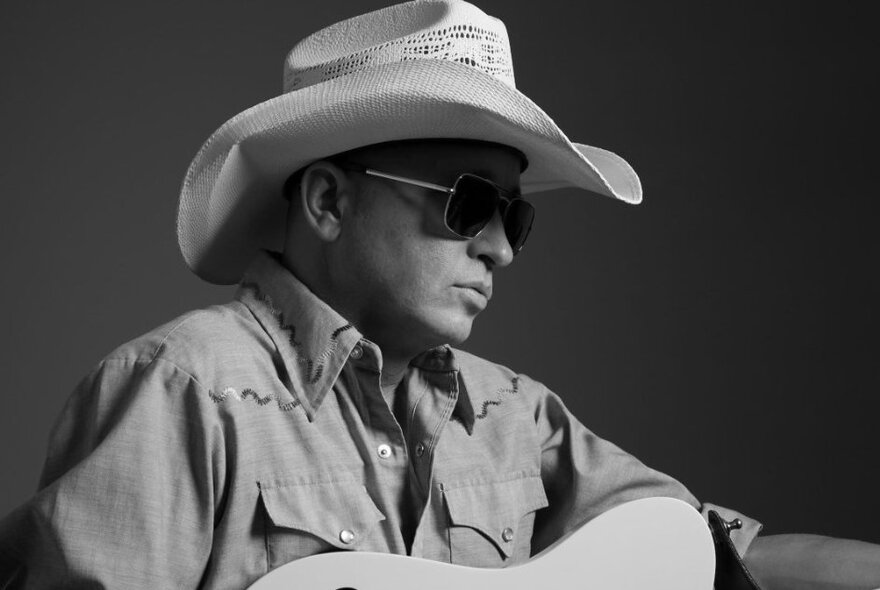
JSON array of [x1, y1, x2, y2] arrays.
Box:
[[0, 251, 760, 588]]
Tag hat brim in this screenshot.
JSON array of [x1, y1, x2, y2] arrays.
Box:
[[177, 58, 642, 284]]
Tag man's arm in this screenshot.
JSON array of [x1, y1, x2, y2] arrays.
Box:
[[0, 356, 222, 588], [745, 534, 880, 590]]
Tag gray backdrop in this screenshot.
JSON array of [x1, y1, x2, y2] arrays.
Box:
[[2, 0, 878, 545]]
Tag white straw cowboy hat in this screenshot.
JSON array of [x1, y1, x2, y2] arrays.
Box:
[[177, 0, 643, 285]]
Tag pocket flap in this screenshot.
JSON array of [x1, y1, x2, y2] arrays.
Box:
[[259, 479, 386, 550], [443, 475, 549, 558]]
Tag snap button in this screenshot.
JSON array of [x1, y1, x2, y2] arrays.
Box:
[[377, 444, 392, 459], [350, 344, 364, 360], [501, 527, 514, 543], [339, 529, 355, 544], [414, 442, 426, 457]]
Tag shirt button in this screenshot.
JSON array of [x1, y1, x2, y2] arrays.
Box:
[[377, 444, 392, 459], [350, 344, 364, 360], [414, 442, 426, 457], [339, 529, 355, 544], [501, 527, 514, 543]]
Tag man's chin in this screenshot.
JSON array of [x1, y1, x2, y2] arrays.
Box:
[[398, 312, 474, 353], [432, 315, 475, 348]]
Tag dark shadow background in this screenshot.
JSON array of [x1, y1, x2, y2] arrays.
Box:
[[2, 0, 878, 544]]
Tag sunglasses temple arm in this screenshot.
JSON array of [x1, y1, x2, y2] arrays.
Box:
[[363, 169, 453, 195]]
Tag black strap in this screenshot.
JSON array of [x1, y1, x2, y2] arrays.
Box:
[[707, 510, 763, 590]]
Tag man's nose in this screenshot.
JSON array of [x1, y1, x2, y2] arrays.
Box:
[[467, 210, 514, 268]]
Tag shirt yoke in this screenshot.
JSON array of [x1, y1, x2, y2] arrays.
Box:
[[100, 301, 277, 398]]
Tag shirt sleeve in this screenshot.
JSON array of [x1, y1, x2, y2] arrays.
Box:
[[531, 383, 762, 559], [0, 355, 225, 589]]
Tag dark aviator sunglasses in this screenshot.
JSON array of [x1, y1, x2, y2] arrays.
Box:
[[340, 162, 535, 255]]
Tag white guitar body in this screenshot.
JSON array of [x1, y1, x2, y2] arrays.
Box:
[[249, 497, 716, 589]]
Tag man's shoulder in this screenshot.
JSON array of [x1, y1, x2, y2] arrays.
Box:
[[100, 300, 270, 386]]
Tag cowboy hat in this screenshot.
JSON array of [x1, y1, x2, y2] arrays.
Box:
[[176, 0, 643, 284]]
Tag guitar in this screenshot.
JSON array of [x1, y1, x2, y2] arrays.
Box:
[[248, 497, 716, 589]]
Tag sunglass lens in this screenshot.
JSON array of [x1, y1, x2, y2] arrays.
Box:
[[503, 199, 535, 254], [445, 175, 499, 238]]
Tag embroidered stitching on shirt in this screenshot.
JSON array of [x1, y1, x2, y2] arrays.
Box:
[[209, 387, 301, 411], [241, 281, 354, 384], [475, 376, 520, 420]]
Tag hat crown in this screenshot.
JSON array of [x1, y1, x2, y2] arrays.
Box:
[[283, 0, 515, 93]]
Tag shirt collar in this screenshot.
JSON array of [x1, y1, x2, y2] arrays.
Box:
[[412, 347, 526, 436], [235, 251, 363, 421], [236, 250, 481, 429], [410, 346, 477, 435]]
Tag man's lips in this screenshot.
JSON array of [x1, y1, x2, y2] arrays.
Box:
[[455, 281, 492, 300]]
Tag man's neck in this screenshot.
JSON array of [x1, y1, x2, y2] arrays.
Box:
[[278, 249, 428, 407], [380, 357, 408, 400], [380, 359, 410, 431]]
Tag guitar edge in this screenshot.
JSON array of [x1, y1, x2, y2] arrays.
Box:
[[249, 497, 715, 590]]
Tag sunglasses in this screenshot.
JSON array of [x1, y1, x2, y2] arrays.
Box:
[[340, 162, 535, 255]]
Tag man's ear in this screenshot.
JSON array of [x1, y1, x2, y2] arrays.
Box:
[[298, 161, 352, 242]]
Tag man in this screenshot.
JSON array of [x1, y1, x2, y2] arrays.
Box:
[[1, 1, 878, 588]]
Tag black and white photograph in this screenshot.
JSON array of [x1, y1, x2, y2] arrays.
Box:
[[1, 1, 878, 587]]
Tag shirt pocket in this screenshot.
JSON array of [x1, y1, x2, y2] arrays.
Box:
[[259, 477, 386, 570], [441, 474, 549, 567]]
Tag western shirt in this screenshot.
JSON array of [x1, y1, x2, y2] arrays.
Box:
[[0, 251, 761, 588]]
